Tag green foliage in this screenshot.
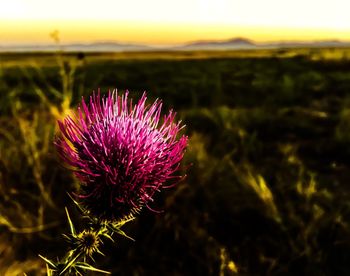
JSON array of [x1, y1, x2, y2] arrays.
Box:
[[40, 205, 133, 275], [1, 49, 350, 275]]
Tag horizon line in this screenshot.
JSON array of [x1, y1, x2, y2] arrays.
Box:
[[2, 37, 350, 47]]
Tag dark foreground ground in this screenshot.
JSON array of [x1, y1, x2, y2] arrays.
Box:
[[1, 49, 350, 275]]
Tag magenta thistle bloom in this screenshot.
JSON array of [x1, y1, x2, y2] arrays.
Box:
[[56, 90, 188, 221]]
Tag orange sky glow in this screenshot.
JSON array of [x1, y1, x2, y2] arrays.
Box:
[[1, 0, 350, 45]]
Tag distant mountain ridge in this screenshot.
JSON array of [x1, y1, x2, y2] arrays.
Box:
[[179, 38, 350, 50], [178, 37, 256, 50], [1, 38, 350, 52], [0, 42, 153, 52]]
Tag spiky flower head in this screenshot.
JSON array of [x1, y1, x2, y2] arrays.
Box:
[[56, 90, 187, 222], [65, 229, 101, 258]]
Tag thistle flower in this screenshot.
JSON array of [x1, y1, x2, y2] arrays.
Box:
[[56, 90, 187, 222], [65, 229, 102, 258]]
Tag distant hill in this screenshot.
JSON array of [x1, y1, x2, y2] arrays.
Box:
[[0, 42, 153, 52], [178, 38, 350, 50], [1, 38, 350, 52], [177, 37, 257, 50], [264, 40, 350, 49]]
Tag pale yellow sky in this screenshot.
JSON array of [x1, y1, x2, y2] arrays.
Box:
[[1, 0, 350, 45]]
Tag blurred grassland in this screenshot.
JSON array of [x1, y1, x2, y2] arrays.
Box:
[[1, 48, 350, 275]]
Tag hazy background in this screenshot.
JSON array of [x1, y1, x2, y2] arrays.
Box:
[[1, 1, 350, 275], [1, 0, 350, 46]]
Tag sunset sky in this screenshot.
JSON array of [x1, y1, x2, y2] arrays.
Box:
[[1, 0, 350, 45]]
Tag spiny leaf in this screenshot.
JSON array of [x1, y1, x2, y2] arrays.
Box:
[[65, 249, 77, 260], [59, 252, 81, 275], [39, 254, 57, 268], [67, 193, 87, 215], [113, 228, 135, 242], [65, 207, 76, 236], [96, 248, 105, 256], [45, 264, 53, 276], [75, 262, 111, 274], [113, 216, 136, 228], [102, 232, 114, 242]]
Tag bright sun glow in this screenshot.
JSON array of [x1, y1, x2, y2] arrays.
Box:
[[1, 0, 350, 44]]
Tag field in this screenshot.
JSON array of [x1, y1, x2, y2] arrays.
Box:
[[1, 48, 350, 275]]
